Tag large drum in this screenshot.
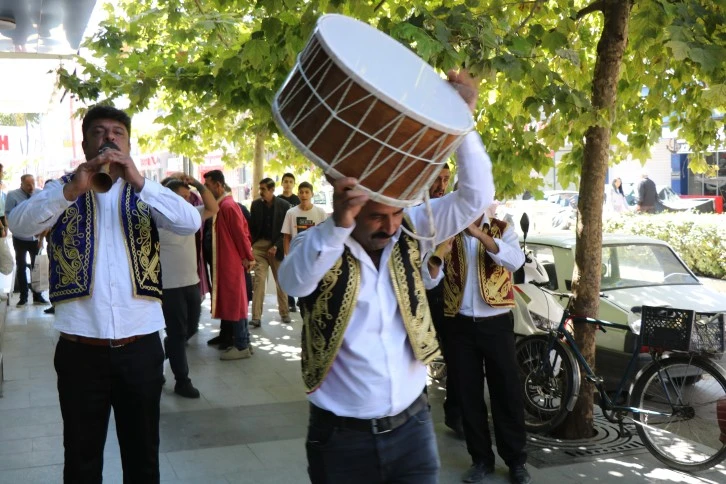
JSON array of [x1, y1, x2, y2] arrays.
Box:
[[272, 14, 474, 207]]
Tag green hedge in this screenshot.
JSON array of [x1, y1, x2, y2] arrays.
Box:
[[603, 213, 726, 280]]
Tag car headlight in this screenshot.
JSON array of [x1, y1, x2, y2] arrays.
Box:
[[529, 311, 557, 330]]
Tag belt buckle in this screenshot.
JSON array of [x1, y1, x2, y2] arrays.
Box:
[[371, 418, 392, 435], [109, 339, 126, 348]]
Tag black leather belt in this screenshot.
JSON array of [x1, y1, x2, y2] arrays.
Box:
[[60, 332, 150, 348], [456, 313, 506, 323], [310, 392, 428, 435]]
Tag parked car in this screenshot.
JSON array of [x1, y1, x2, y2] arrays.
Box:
[[514, 232, 726, 388], [623, 183, 715, 212]]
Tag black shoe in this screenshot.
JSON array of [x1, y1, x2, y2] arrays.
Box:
[[445, 416, 465, 439], [33, 295, 49, 305], [462, 463, 494, 483], [44, 306, 55, 314], [207, 335, 222, 346], [174, 381, 200, 399], [250, 319, 261, 328], [17, 299, 27, 307], [289, 305, 297, 313], [509, 464, 531, 484]]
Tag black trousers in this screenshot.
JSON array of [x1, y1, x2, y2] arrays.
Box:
[[445, 312, 527, 468], [426, 285, 460, 422], [54, 332, 164, 484], [161, 284, 201, 383], [12, 236, 41, 300]]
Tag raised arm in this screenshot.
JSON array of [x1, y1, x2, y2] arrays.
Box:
[[182, 175, 218, 222], [140, 180, 201, 236], [408, 132, 495, 257], [7, 181, 72, 238]]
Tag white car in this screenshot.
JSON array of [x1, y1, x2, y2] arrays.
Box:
[[515, 233, 726, 387]]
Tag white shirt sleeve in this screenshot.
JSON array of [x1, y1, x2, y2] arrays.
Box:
[[281, 209, 294, 235], [138, 179, 201, 236], [278, 217, 354, 297], [421, 254, 444, 289], [7, 181, 73, 239], [408, 131, 495, 258], [486, 224, 526, 272]]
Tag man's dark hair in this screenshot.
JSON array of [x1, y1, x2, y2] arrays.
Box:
[[204, 169, 225, 185], [260, 177, 275, 190], [161, 177, 176, 187], [82, 105, 132, 138], [442, 163, 451, 171], [282, 172, 295, 182], [165, 179, 189, 194], [298, 181, 313, 192]]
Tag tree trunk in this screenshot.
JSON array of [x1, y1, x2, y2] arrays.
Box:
[[252, 130, 266, 193], [558, 0, 632, 439]]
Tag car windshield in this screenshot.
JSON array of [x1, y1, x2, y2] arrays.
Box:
[[600, 244, 699, 290]]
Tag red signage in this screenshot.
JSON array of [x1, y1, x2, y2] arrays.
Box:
[[199, 165, 223, 178], [0, 135, 8, 151]]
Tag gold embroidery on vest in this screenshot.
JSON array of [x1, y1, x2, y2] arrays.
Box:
[[302, 252, 360, 392], [478, 223, 514, 307], [389, 231, 440, 364], [443, 234, 466, 317], [51, 194, 95, 298], [120, 185, 162, 300]]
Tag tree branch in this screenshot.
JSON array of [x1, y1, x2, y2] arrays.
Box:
[[513, 0, 543, 36], [575, 0, 605, 20], [374, 0, 386, 12], [194, 0, 230, 48]]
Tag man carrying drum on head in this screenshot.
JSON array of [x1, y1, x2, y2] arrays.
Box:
[[278, 70, 494, 484]]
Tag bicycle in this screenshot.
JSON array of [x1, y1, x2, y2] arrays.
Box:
[[515, 290, 726, 472]]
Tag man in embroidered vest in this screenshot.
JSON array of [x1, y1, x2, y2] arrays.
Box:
[[8, 105, 201, 484], [442, 205, 530, 484], [278, 69, 494, 484], [202, 169, 256, 360]]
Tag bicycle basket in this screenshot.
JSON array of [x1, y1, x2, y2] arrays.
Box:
[[641, 306, 695, 352], [641, 306, 725, 353], [690, 313, 725, 354]]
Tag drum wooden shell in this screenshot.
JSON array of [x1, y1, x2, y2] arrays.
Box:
[[273, 15, 472, 207]]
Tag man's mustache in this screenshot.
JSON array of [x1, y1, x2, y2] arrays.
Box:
[[372, 232, 394, 240]]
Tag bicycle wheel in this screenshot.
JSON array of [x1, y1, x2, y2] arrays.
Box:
[[630, 355, 726, 472], [515, 335, 575, 433]]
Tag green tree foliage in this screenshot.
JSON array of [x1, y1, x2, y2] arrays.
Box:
[[58, 0, 725, 190]]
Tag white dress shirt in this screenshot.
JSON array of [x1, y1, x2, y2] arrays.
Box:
[[8, 178, 201, 339], [458, 215, 526, 318], [278, 131, 494, 418], [159, 206, 204, 290]]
